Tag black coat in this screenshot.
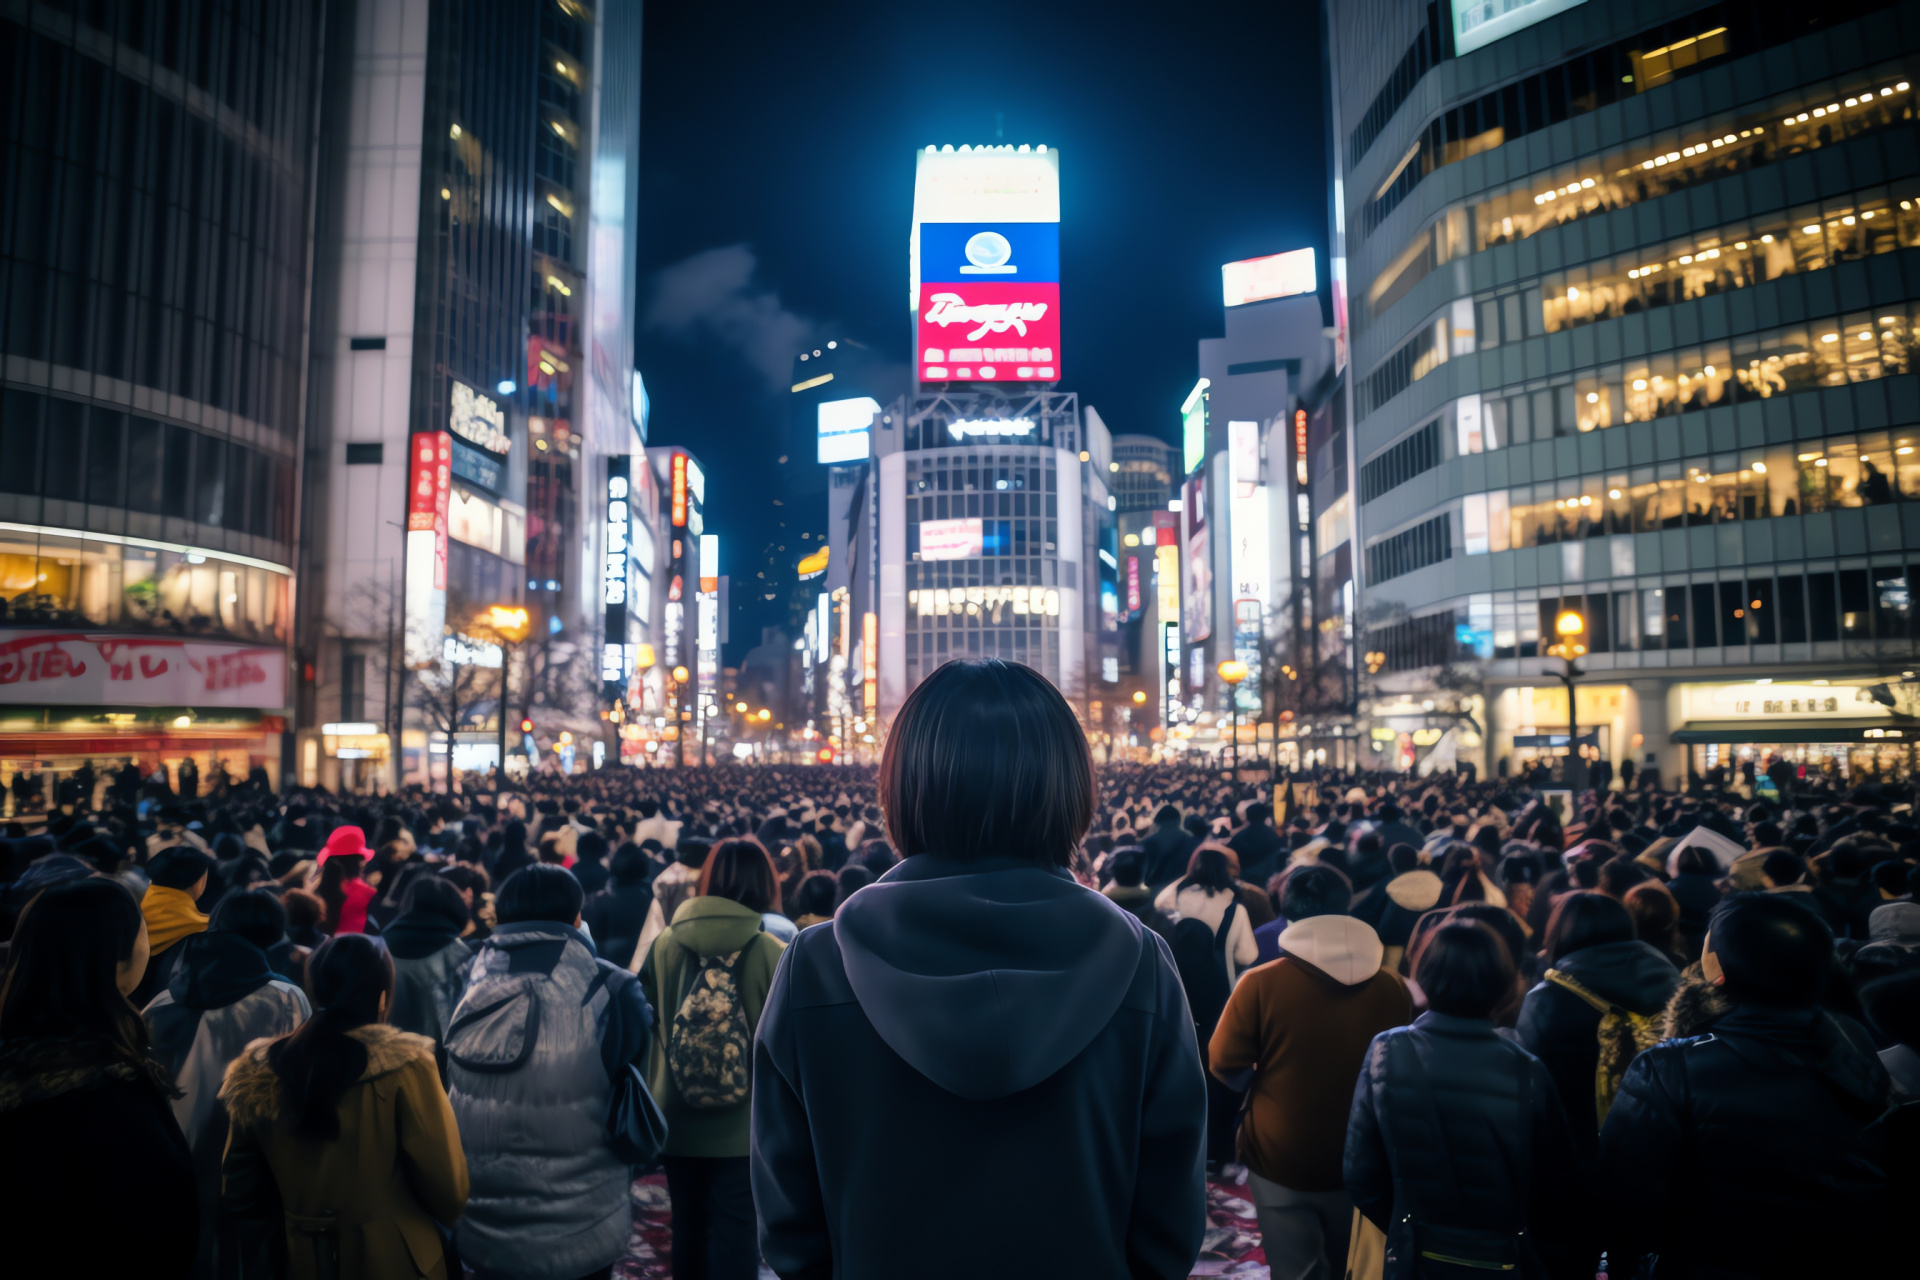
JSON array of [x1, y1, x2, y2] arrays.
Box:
[[581, 879, 654, 969], [1596, 1005, 1892, 1278], [1226, 823, 1285, 886], [1141, 822, 1197, 888], [0, 1037, 197, 1276], [752, 854, 1207, 1280], [1515, 940, 1679, 1157], [1665, 872, 1721, 953], [1345, 1013, 1586, 1280]]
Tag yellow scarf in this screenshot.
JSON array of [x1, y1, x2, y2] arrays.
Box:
[[141, 884, 209, 955]]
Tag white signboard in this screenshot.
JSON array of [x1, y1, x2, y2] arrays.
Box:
[[0, 631, 287, 707], [920, 517, 984, 560]]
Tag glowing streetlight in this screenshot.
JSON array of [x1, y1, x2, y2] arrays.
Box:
[[1548, 610, 1589, 790], [1218, 660, 1249, 772], [486, 604, 533, 803]]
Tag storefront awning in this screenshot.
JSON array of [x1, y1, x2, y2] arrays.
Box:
[[1671, 719, 1917, 744]]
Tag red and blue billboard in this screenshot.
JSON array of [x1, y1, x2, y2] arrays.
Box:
[[917, 222, 1060, 383]]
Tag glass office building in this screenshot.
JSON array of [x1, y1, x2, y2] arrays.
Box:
[[0, 2, 320, 789], [1332, 0, 1920, 784]]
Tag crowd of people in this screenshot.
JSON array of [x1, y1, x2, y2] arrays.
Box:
[[0, 660, 1916, 1279]]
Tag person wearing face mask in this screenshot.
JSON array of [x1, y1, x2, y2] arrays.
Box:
[[0, 878, 197, 1277]]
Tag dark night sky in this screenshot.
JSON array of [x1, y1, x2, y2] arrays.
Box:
[[635, 0, 1328, 660]]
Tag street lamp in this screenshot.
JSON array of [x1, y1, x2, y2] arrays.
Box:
[[1218, 659, 1249, 774], [485, 605, 531, 804], [1548, 609, 1588, 791]]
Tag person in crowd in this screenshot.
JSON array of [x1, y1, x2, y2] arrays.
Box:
[[1597, 894, 1892, 1276], [143, 887, 311, 1279], [630, 836, 713, 969], [830, 863, 874, 912], [1154, 846, 1259, 985], [583, 840, 656, 968], [572, 830, 613, 897], [1514, 892, 1679, 1157], [490, 820, 535, 884], [1622, 880, 1688, 970], [219, 933, 468, 1280], [639, 838, 788, 1280], [313, 826, 376, 935], [1345, 920, 1585, 1278], [752, 659, 1207, 1280], [0, 878, 197, 1276], [1664, 844, 1722, 962], [788, 871, 839, 928], [447, 864, 653, 1280], [1352, 844, 1442, 975], [383, 877, 475, 1062], [1228, 802, 1286, 887], [1860, 969, 1920, 1099], [1142, 803, 1197, 888], [133, 846, 215, 1006], [1100, 847, 1162, 930], [1250, 871, 1290, 965], [1210, 864, 1411, 1280]]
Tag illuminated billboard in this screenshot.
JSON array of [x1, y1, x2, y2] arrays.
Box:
[[919, 518, 984, 560], [912, 145, 1061, 384], [1222, 248, 1317, 307], [817, 396, 879, 464], [403, 432, 452, 668], [1181, 379, 1209, 476], [1182, 473, 1211, 643], [1450, 0, 1586, 57], [604, 457, 633, 699]]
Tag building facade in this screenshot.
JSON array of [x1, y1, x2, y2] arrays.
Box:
[[0, 2, 322, 796], [1331, 0, 1920, 784], [297, 0, 642, 790]]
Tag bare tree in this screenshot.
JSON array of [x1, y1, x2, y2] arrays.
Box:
[[412, 656, 502, 794]]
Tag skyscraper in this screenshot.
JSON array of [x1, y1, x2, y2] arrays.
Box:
[[1330, 0, 1920, 783]]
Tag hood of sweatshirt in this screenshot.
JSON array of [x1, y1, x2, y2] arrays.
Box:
[[834, 854, 1144, 1102], [1384, 869, 1443, 912], [666, 894, 773, 958], [1552, 939, 1680, 1015], [1276, 915, 1384, 985]]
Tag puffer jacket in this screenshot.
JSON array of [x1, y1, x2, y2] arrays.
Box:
[[1596, 1004, 1892, 1278], [1515, 939, 1679, 1155], [382, 914, 471, 1059], [1345, 1013, 1585, 1279], [446, 921, 653, 1280]]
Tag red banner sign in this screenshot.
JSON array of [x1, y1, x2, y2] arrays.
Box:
[[0, 632, 287, 707]]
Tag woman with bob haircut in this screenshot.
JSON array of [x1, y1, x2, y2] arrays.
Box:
[[1345, 921, 1585, 1279], [751, 659, 1208, 1280]]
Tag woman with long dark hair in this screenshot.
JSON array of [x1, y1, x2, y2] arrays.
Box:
[[0, 878, 197, 1276], [640, 838, 788, 1280], [220, 934, 467, 1280], [752, 659, 1207, 1279]]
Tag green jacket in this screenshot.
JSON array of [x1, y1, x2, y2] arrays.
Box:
[[638, 895, 787, 1157]]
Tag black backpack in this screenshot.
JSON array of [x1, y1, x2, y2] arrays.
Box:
[[1169, 901, 1239, 1042]]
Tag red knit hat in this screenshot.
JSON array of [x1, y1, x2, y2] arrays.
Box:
[[317, 825, 369, 865]]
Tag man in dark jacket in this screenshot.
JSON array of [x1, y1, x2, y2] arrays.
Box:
[[1227, 803, 1286, 887], [1142, 805, 1197, 888], [1597, 894, 1892, 1277]]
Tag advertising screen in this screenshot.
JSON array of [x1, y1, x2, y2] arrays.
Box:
[[919, 517, 984, 560], [404, 432, 452, 668], [1450, 0, 1586, 57], [912, 145, 1061, 384], [1222, 248, 1317, 307], [817, 396, 880, 464], [1181, 380, 1209, 477], [917, 222, 1060, 383], [1182, 473, 1211, 643]]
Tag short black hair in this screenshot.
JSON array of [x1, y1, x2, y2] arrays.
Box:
[[1387, 843, 1420, 874], [209, 887, 286, 951], [1543, 891, 1635, 964], [147, 847, 214, 890], [1674, 845, 1720, 877], [1282, 864, 1352, 920], [1761, 850, 1806, 886], [880, 660, 1092, 867], [576, 831, 609, 864], [1709, 893, 1833, 1007], [1414, 920, 1517, 1018], [1154, 804, 1181, 826], [400, 876, 471, 930], [608, 843, 651, 884], [494, 863, 585, 926], [1109, 848, 1145, 888], [791, 871, 838, 919], [675, 836, 712, 869]]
